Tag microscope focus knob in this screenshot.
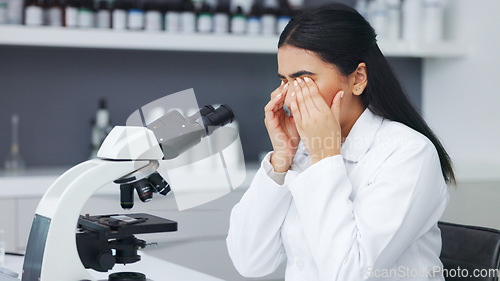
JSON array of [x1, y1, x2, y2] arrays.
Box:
[[98, 251, 116, 271]]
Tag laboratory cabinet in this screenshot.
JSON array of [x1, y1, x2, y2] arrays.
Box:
[[0, 199, 16, 253]]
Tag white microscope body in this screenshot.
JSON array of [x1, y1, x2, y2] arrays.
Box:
[[20, 103, 236, 281], [22, 126, 163, 281]]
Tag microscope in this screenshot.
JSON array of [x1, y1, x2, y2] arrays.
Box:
[[17, 104, 235, 281]]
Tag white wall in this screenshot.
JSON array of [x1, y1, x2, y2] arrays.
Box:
[[423, 0, 500, 182], [423, 0, 500, 229]]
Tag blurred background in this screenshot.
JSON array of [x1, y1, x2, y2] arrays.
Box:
[[0, 0, 498, 280]]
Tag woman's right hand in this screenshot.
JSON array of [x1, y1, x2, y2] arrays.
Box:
[[264, 82, 300, 173]]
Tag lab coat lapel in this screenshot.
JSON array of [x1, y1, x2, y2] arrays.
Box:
[[290, 108, 383, 173], [341, 108, 384, 162]]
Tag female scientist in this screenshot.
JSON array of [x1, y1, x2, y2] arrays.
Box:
[[226, 3, 454, 281]]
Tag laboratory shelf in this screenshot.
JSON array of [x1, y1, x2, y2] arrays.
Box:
[[0, 25, 468, 57]]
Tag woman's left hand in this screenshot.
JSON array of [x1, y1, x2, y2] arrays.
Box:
[[289, 77, 343, 165]]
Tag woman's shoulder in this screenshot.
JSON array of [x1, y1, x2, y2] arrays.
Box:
[[373, 117, 437, 156]]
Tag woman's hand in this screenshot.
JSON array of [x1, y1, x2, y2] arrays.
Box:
[[264, 82, 301, 173], [289, 77, 343, 165]]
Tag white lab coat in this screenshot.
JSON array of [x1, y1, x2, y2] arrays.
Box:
[[226, 108, 449, 281]]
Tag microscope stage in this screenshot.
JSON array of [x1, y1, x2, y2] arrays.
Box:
[[78, 213, 178, 238]]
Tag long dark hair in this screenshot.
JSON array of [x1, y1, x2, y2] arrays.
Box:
[[279, 2, 456, 185]]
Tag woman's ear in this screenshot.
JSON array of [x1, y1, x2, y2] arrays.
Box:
[[351, 63, 367, 96]]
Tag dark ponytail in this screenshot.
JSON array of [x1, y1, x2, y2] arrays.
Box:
[[279, 2, 456, 185]]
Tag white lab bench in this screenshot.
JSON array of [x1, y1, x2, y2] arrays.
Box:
[[3, 251, 225, 281], [0, 164, 272, 281]]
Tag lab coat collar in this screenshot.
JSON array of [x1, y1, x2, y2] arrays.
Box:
[[341, 107, 384, 162]]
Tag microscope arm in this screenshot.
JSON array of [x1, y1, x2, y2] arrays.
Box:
[[22, 126, 163, 281], [23, 159, 151, 281]]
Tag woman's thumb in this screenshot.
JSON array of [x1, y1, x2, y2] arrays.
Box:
[[331, 90, 343, 121]]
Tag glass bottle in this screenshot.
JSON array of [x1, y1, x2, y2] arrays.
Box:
[[246, 0, 261, 35], [261, 0, 276, 35], [197, 0, 212, 33], [213, 0, 229, 34], [46, 0, 62, 26], [24, 0, 43, 25], [144, 0, 161, 31], [386, 0, 401, 40], [96, 0, 110, 28], [4, 114, 26, 172], [128, 0, 144, 30], [77, 0, 94, 28], [276, 0, 291, 34], [164, 0, 180, 32], [180, 0, 195, 33], [0, 0, 8, 24], [64, 0, 79, 27], [230, 5, 245, 34], [7, 0, 23, 24], [111, 0, 128, 30]]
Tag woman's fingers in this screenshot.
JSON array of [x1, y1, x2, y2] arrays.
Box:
[[296, 77, 320, 112], [293, 79, 309, 117], [265, 83, 288, 112], [330, 90, 344, 122], [289, 91, 302, 128], [303, 77, 331, 111]]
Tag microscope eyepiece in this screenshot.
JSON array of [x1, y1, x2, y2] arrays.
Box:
[[199, 105, 216, 117], [202, 104, 235, 136]]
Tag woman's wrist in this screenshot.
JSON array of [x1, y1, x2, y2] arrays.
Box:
[[270, 151, 293, 173]]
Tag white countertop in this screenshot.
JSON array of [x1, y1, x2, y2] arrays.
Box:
[[2, 251, 225, 281]]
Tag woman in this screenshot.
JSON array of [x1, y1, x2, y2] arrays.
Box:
[[227, 2, 454, 281]]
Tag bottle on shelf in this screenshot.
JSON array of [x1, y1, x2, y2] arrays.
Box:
[[77, 0, 93, 28], [64, 0, 79, 27], [0, 0, 8, 24], [386, 0, 401, 40], [7, 0, 23, 24], [422, 0, 445, 42], [276, 0, 291, 34], [286, 0, 302, 11], [368, 0, 388, 39], [96, 0, 110, 28], [246, 0, 260, 35], [144, 0, 162, 31], [230, 0, 250, 15], [163, 0, 180, 32], [197, 0, 213, 33], [89, 98, 113, 160], [230, 5, 245, 34], [45, 0, 62, 26], [402, 0, 422, 44], [24, 0, 44, 25], [261, 0, 277, 35], [128, 0, 145, 30], [180, 0, 195, 33], [111, 0, 128, 30], [4, 114, 26, 173], [355, 0, 369, 19], [213, 0, 229, 34]]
